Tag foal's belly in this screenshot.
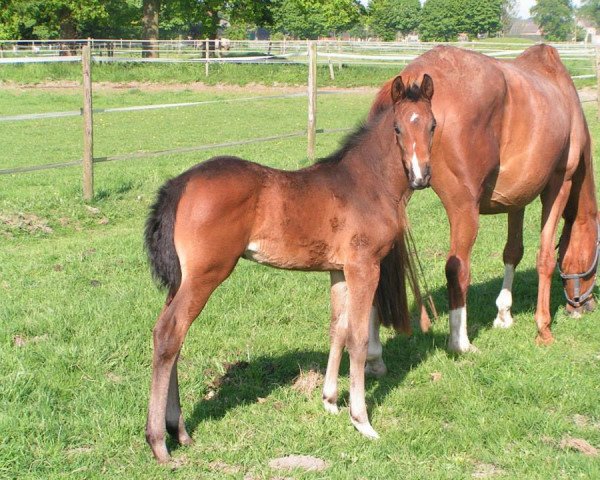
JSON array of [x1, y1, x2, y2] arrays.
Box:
[[242, 238, 344, 271]]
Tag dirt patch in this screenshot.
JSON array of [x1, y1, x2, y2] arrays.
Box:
[[291, 365, 323, 397], [269, 454, 328, 472], [209, 460, 241, 475], [4, 80, 378, 95], [472, 462, 505, 478], [0, 213, 52, 235], [560, 437, 598, 456], [13, 334, 49, 347], [430, 372, 442, 382]]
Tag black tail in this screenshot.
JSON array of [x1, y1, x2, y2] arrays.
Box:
[[144, 173, 191, 293]]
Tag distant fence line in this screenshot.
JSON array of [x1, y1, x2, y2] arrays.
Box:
[[2, 39, 600, 199]]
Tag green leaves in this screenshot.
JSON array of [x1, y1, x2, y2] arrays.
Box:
[[368, 0, 421, 41], [531, 0, 575, 41]]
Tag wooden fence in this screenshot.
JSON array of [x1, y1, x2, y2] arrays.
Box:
[[1, 39, 599, 200]]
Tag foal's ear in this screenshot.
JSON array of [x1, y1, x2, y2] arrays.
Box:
[[421, 74, 434, 101], [391, 75, 406, 103]]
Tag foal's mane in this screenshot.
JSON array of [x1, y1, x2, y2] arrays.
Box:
[[315, 108, 390, 166]]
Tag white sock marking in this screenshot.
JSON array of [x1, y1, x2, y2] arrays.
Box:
[[448, 307, 471, 352], [494, 264, 515, 328]]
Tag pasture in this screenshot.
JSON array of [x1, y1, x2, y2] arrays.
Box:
[[1, 82, 599, 479]]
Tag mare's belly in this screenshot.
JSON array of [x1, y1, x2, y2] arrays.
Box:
[[479, 159, 552, 214]]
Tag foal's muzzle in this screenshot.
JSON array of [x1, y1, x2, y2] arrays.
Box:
[[409, 164, 431, 190]]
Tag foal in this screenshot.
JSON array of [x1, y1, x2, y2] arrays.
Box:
[[144, 75, 436, 462]]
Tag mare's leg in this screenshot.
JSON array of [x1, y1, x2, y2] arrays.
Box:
[[365, 307, 387, 378], [445, 207, 480, 353], [146, 264, 235, 463], [323, 271, 347, 415], [494, 209, 525, 329], [536, 177, 573, 344], [345, 261, 380, 438]]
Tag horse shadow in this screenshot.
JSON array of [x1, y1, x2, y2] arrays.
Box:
[[177, 267, 568, 449]]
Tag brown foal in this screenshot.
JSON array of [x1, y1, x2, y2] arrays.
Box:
[[369, 45, 598, 354], [144, 76, 436, 462]]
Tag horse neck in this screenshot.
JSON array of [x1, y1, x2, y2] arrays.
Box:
[[341, 112, 407, 200]]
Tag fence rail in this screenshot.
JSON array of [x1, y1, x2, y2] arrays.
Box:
[[2, 39, 599, 199]]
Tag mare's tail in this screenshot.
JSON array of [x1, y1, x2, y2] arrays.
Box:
[[145, 174, 191, 294]]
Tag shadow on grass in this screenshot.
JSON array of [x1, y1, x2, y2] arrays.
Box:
[[174, 267, 569, 451]]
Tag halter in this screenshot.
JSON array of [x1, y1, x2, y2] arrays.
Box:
[[557, 221, 600, 308]]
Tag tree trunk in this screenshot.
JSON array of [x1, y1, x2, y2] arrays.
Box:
[[142, 0, 160, 58]]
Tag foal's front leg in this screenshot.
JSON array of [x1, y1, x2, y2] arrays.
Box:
[[345, 261, 380, 438]]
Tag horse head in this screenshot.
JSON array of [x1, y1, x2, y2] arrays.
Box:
[[391, 74, 435, 190]]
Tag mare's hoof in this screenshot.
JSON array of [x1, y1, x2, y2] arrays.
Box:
[[365, 358, 388, 378], [447, 341, 479, 354], [351, 416, 380, 439], [493, 314, 514, 329]]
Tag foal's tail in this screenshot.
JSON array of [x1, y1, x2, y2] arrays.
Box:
[[145, 174, 190, 295], [375, 228, 413, 335]]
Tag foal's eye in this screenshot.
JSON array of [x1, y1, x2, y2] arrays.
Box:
[[431, 120, 437, 132], [394, 125, 401, 134]]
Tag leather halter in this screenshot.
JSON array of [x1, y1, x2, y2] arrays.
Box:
[[557, 222, 600, 308]]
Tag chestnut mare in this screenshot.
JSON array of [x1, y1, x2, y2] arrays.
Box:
[[370, 45, 598, 354], [144, 76, 435, 462]]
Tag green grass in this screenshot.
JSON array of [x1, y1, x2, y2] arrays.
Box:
[[0, 62, 405, 88], [1, 88, 600, 479]]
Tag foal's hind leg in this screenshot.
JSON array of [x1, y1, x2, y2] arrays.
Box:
[[146, 266, 233, 463], [323, 271, 347, 415], [494, 209, 525, 329], [365, 308, 387, 378], [166, 353, 193, 445]]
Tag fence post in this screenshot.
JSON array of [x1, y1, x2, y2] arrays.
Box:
[[205, 38, 210, 77], [82, 45, 94, 201], [596, 47, 600, 120], [307, 41, 317, 161]]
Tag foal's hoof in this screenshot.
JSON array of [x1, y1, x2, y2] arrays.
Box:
[[179, 433, 194, 446], [323, 398, 339, 415], [365, 358, 387, 378], [535, 333, 554, 346], [351, 416, 380, 439]]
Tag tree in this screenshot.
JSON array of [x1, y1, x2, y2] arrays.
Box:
[[0, 0, 139, 40], [465, 0, 503, 37], [142, 0, 160, 57], [580, 0, 600, 28], [501, 0, 517, 34], [531, 0, 574, 41], [419, 0, 467, 41], [369, 0, 420, 41], [272, 0, 363, 39], [419, 0, 503, 41]]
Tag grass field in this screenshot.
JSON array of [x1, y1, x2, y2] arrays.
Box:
[[1, 81, 600, 479]]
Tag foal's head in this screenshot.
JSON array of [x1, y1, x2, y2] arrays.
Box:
[[391, 74, 436, 190]]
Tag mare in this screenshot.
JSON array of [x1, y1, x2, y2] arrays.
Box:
[[144, 75, 436, 462], [369, 45, 598, 354]]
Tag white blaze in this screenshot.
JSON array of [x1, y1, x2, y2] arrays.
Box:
[[410, 112, 419, 123], [410, 141, 422, 181]]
